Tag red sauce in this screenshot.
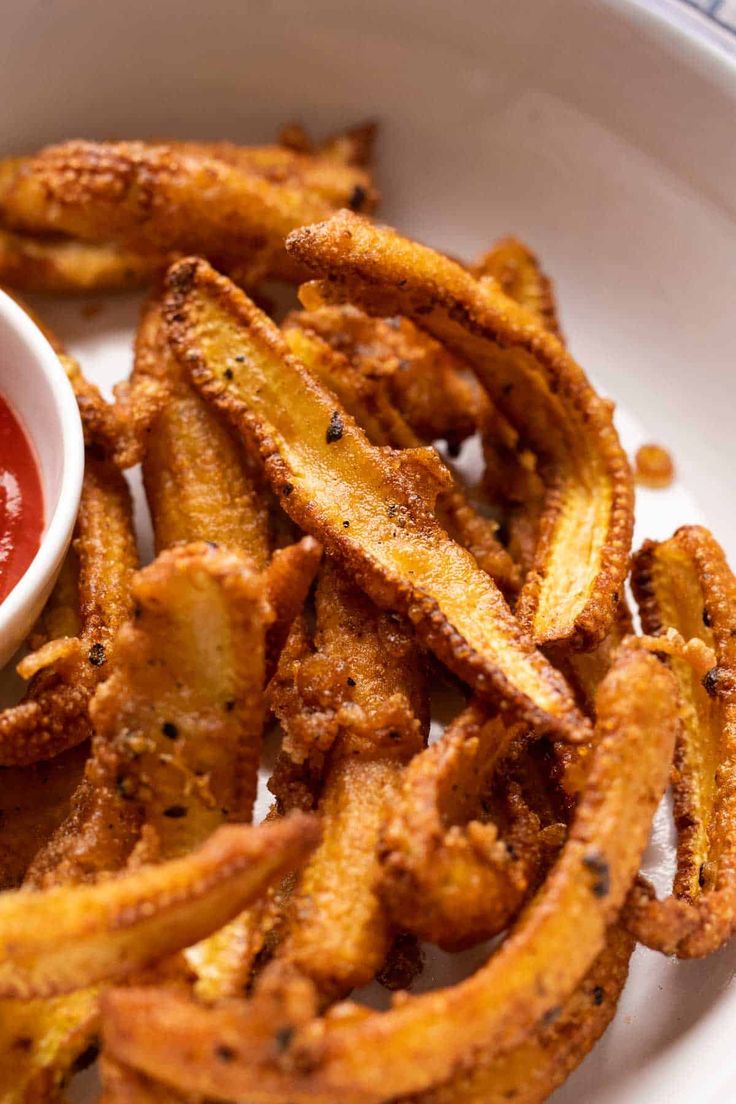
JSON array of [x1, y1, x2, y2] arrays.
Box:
[[0, 394, 43, 602]]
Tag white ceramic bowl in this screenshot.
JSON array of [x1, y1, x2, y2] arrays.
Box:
[[0, 292, 84, 667], [2, 1, 736, 1102]]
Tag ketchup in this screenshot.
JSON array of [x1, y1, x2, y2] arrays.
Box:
[[0, 395, 43, 603]]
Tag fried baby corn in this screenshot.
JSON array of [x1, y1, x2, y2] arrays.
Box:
[[625, 526, 736, 957], [270, 561, 427, 997], [100, 643, 676, 1103], [164, 257, 588, 742], [408, 924, 634, 1104], [474, 237, 560, 578], [378, 703, 549, 949], [289, 304, 482, 450], [0, 818, 316, 999], [0, 458, 137, 765], [473, 237, 563, 339], [90, 542, 273, 848], [283, 321, 520, 594], [0, 142, 339, 283], [167, 140, 377, 215], [287, 211, 633, 650], [0, 228, 163, 294], [135, 294, 270, 564]]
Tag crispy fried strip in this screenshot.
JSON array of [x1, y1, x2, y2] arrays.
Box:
[[90, 542, 273, 852], [270, 562, 427, 765], [288, 304, 482, 449], [625, 526, 736, 957], [0, 459, 137, 766], [272, 562, 427, 998], [165, 257, 587, 743], [283, 323, 519, 594], [136, 295, 270, 564], [166, 142, 377, 215], [30, 540, 277, 876], [407, 924, 634, 1104], [0, 817, 316, 1000], [0, 227, 163, 293], [102, 964, 324, 1104], [0, 142, 338, 283], [287, 211, 633, 650], [0, 988, 100, 1104], [474, 239, 560, 578], [378, 703, 544, 949], [473, 237, 563, 339], [100, 643, 676, 1104]]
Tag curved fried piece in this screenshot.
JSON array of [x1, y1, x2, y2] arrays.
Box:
[[283, 323, 520, 594], [624, 526, 736, 957], [378, 703, 549, 949], [0, 988, 100, 1104], [475, 239, 560, 579], [167, 141, 377, 215], [102, 964, 322, 1103], [0, 816, 316, 1000], [0, 459, 137, 766], [98, 643, 676, 1104], [135, 295, 270, 564], [90, 542, 273, 854], [289, 304, 482, 449], [473, 237, 563, 339], [287, 211, 634, 650], [165, 257, 588, 743], [271, 562, 427, 764], [271, 561, 427, 998], [0, 227, 162, 293], [409, 924, 634, 1104], [0, 141, 338, 283]]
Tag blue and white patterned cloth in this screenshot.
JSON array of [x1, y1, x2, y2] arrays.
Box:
[[666, 0, 736, 43], [681, 0, 736, 33], [647, 0, 736, 56]]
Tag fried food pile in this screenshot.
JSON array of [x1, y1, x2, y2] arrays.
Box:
[[0, 124, 731, 1104]]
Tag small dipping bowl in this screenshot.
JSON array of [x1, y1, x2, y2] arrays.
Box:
[[0, 291, 84, 668]]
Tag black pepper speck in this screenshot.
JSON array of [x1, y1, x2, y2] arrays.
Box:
[[702, 667, 721, 698], [583, 852, 611, 898], [348, 184, 367, 211], [326, 411, 344, 444], [163, 805, 188, 819]]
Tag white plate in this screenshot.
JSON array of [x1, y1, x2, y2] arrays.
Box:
[[3, 1, 736, 1101]]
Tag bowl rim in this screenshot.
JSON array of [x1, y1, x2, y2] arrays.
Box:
[[0, 290, 84, 640]]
